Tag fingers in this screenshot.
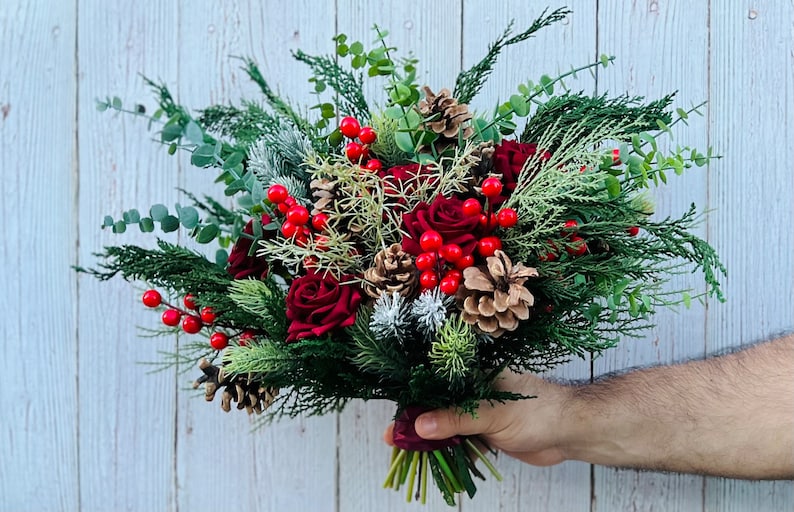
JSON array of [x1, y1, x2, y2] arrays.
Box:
[[383, 422, 395, 446], [415, 406, 498, 440]]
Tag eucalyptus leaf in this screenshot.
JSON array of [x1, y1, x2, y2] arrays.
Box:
[[160, 215, 180, 233], [138, 217, 155, 233], [149, 204, 168, 221], [196, 224, 220, 244]]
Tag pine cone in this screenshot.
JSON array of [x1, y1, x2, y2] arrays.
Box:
[[457, 250, 538, 337], [363, 243, 419, 299], [418, 86, 473, 148], [310, 177, 337, 216], [193, 358, 279, 415]]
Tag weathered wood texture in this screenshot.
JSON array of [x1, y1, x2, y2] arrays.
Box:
[[1, 1, 792, 511]]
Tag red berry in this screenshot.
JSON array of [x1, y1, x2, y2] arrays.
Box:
[[444, 269, 463, 282], [210, 332, 229, 350], [161, 309, 181, 326], [563, 219, 578, 231], [567, 236, 588, 256], [238, 331, 256, 346], [415, 252, 437, 272], [439, 244, 463, 263], [544, 304, 555, 313], [303, 256, 319, 269], [364, 158, 383, 172], [280, 220, 298, 238], [627, 226, 640, 236], [612, 148, 621, 164], [419, 230, 443, 252], [454, 254, 475, 270], [183, 294, 198, 310], [419, 270, 439, 289], [142, 289, 162, 308], [539, 252, 557, 262], [497, 208, 518, 228], [481, 177, 503, 198], [477, 236, 501, 257], [439, 276, 460, 295], [345, 141, 364, 162], [199, 307, 216, 324], [461, 198, 482, 217], [358, 126, 377, 144], [181, 315, 202, 334], [267, 184, 289, 204], [286, 205, 310, 226], [311, 213, 329, 231], [339, 116, 361, 138], [478, 213, 498, 231]]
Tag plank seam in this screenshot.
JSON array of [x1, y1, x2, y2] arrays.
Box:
[[73, 0, 82, 509]]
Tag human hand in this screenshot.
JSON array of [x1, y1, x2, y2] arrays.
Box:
[[383, 371, 575, 466]]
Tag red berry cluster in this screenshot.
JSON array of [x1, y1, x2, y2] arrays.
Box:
[[141, 290, 255, 350], [266, 184, 322, 247], [415, 230, 471, 295], [339, 116, 382, 171]]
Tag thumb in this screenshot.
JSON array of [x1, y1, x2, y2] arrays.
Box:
[[415, 408, 495, 440]]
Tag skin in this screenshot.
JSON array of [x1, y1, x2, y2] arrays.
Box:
[[384, 334, 794, 479]]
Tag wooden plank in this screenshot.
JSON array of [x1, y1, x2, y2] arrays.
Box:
[[173, 2, 337, 511], [592, 1, 711, 510], [0, 3, 79, 511], [76, 2, 180, 511], [461, 2, 596, 511], [706, 2, 794, 510], [334, 1, 462, 509]]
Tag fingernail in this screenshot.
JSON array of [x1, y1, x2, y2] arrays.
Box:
[[416, 415, 437, 437]]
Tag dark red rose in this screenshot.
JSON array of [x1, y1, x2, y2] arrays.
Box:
[[285, 272, 362, 342], [401, 196, 481, 257], [491, 140, 551, 206], [227, 215, 272, 280]]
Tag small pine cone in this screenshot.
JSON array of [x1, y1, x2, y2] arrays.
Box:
[[418, 86, 474, 147], [193, 358, 279, 415], [310, 177, 338, 216], [363, 243, 419, 299], [456, 250, 538, 337]]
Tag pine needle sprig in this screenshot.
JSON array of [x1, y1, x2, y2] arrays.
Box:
[[198, 101, 285, 148], [429, 316, 478, 386], [292, 49, 369, 121], [521, 92, 675, 150], [348, 306, 412, 383], [228, 278, 289, 341], [453, 7, 571, 104], [239, 57, 316, 140]]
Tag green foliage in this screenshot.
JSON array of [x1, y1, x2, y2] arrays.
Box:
[[453, 8, 571, 104], [521, 93, 675, 150], [198, 101, 286, 148], [429, 316, 477, 385], [228, 278, 288, 341], [292, 49, 369, 122]]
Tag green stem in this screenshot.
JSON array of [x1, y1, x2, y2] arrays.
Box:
[[432, 449, 462, 493], [383, 449, 407, 488], [405, 450, 420, 503], [464, 439, 503, 482], [420, 452, 429, 504]]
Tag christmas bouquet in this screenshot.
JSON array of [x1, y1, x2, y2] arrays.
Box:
[[83, 8, 724, 506]]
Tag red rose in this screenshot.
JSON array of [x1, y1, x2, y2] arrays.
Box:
[[227, 215, 273, 280], [285, 272, 362, 342], [491, 140, 551, 206], [401, 196, 481, 257]]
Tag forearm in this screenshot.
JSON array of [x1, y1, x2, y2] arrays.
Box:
[[561, 335, 794, 479]]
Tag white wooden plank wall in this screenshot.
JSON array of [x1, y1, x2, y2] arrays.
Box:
[[1, 1, 791, 511]]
